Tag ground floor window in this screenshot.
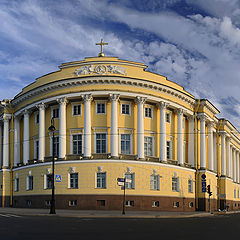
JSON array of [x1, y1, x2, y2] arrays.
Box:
[[150, 175, 160, 190], [152, 201, 159, 207], [125, 200, 134, 207], [69, 200, 77, 206], [96, 172, 106, 188], [70, 173, 78, 189], [173, 201, 179, 208], [172, 177, 179, 192], [27, 176, 33, 190], [46, 174, 53, 189], [97, 200, 105, 206]]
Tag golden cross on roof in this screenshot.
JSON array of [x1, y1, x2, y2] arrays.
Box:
[[96, 39, 108, 57]]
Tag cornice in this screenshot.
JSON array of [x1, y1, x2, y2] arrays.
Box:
[[12, 76, 195, 108]]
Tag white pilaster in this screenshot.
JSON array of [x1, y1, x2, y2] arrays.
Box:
[[136, 97, 146, 159], [208, 122, 214, 171], [226, 137, 231, 177], [14, 116, 20, 166], [236, 151, 239, 183], [233, 148, 236, 182], [37, 103, 45, 161], [198, 114, 206, 169], [23, 110, 30, 164], [177, 109, 184, 165], [188, 115, 195, 167], [221, 132, 226, 176], [83, 94, 92, 158], [159, 102, 167, 162], [110, 94, 120, 158], [230, 145, 233, 178], [2, 114, 10, 167], [0, 123, 2, 168], [57, 97, 68, 159]]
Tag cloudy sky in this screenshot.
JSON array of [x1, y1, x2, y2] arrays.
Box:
[[0, 0, 240, 129]]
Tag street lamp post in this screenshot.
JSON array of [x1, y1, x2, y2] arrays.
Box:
[[48, 118, 56, 214]]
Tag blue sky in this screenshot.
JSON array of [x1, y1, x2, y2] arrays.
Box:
[[1, 0, 240, 129]]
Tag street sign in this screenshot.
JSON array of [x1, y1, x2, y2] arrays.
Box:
[[55, 175, 62, 183], [117, 182, 124, 186], [117, 178, 125, 182]]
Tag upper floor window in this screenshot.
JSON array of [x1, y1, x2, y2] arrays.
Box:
[[96, 172, 106, 188], [96, 103, 105, 114], [166, 112, 171, 123], [145, 107, 152, 118], [166, 141, 172, 160], [72, 134, 82, 155], [96, 133, 106, 153], [34, 140, 39, 160], [121, 104, 130, 115], [52, 108, 59, 119], [72, 104, 81, 116], [35, 112, 39, 124], [52, 136, 59, 157], [121, 134, 131, 154], [144, 136, 153, 156]]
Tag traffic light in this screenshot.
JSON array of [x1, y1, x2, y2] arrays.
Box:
[[207, 185, 212, 196]]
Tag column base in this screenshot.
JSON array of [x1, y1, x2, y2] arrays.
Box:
[[110, 156, 119, 160], [83, 156, 92, 160]]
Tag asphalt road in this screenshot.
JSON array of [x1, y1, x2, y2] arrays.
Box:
[[0, 213, 238, 240]]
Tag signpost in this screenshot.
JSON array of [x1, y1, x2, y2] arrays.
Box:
[[55, 175, 62, 183]]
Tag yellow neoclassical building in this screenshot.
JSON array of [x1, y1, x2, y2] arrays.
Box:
[[0, 42, 240, 212]]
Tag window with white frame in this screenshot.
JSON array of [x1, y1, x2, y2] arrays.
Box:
[[72, 104, 81, 116], [125, 200, 134, 207], [125, 173, 135, 189], [145, 107, 152, 118], [34, 140, 39, 159], [96, 103, 105, 114], [172, 177, 179, 192], [150, 174, 160, 190], [46, 174, 53, 189], [121, 104, 130, 115], [35, 112, 39, 124], [152, 201, 159, 207], [52, 107, 59, 118], [188, 179, 193, 193], [15, 178, 19, 192], [72, 134, 82, 154], [69, 200, 77, 206], [166, 140, 172, 159], [52, 136, 59, 157], [96, 133, 106, 153], [234, 189, 236, 198], [121, 134, 131, 154], [166, 112, 171, 123], [27, 176, 33, 190], [144, 136, 153, 156], [70, 173, 78, 189], [96, 172, 106, 188]]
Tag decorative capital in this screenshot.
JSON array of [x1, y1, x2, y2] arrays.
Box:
[[187, 115, 194, 121], [57, 97, 68, 105], [36, 102, 45, 111], [2, 114, 11, 122], [109, 94, 120, 102], [197, 113, 207, 122], [175, 108, 184, 116], [82, 94, 93, 102], [136, 96, 146, 105], [207, 121, 215, 129], [158, 101, 169, 110], [22, 109, 29, 116]]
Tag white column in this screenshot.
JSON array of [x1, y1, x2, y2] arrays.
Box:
[[37, 103, 45, 161], [221, 132, 226, 176], [136, 97, 146, 159], [23, 110, 30, 164], [14, 116, 20, 166], [177, 109, 184, 165], [230, 145, 233, 178], [208, 122, 214, 171], [236, 151, 239, 183], [226, 137, 231, 177], [188, 115, 195, 167], [233, 148, 236, 182], [83, 94, 92, 158], [110, 94, 119, 158], [57, 97, 68, 159], [0, 123, 2, 168], [199, 114, 206, 169], [159, 102, 167, 162], [2, 114, 10, 167]]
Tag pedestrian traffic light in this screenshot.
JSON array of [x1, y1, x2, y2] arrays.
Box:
[[207, 185, 212, 196]]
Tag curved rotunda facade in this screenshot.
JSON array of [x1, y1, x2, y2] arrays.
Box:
[[0, 54, 240, 211]]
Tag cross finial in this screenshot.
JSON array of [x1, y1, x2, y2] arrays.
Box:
[[96, 39, 108, 57]]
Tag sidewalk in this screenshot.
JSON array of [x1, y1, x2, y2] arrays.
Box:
[[1, 207, 237, 219]]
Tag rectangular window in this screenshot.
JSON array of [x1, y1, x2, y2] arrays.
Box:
[[189, 202, 194, 208], [45, 200, 51, 207], [125, 173, 135, 189], [35, 113, 39, 124], [52, 108, 59, 118], [152, 201, 159, 207], [70, 173, 78, 189], [121, 134, 131, 154], [121, 104, 130, 115], [173, 201, 180, 207], [96, 133, 106, 153], [69, 200, 77, 206], [96, 103, 105, 114], [34, 140, 39, 160], [166, 113, 171, 123], [27, 200, 32, 207], [53, 136, 59, 157], [27, 176, 33, 190], [150, 175, 159, 190], [72, 134, 82, 154], [172, 177, 179, 192], [166, 141, 172, 160], [15, 178, 19, 192], [145, 107, 152, 118], [234, 189, 236, 198], [144, 136, 153, 156], [46, 174, 53, 189], [97, 200, 106, 206], [73, 104, 81, 116], [188, 179, 193, 193], [96, 172, 106, 188], [125, 200, 134, 207]]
